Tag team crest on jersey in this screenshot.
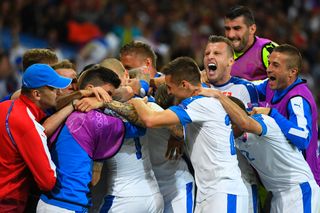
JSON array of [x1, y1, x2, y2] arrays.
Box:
[[222, 91, 232, 96]]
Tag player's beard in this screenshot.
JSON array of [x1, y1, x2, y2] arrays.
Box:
[[234, 30, 250, 53]]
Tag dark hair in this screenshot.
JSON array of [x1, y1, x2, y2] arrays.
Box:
[[51, 60, 76, 71], [78, 65, 121, 89], [82, 63, 96, 72], [21, 87, 33, 96], [154, 84, 175, 109], [162, 57, 200, 85], [78, 63, 96, 78], [208, 35, 234, 57], [120, 41, 157, 68], [273, 44, 302, 74], [225, 5, 255, 26], [22, 48, 58, 72], [228, 96, 249, 115]]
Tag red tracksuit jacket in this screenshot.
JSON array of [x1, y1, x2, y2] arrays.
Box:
[[0, 95, 56, 211]]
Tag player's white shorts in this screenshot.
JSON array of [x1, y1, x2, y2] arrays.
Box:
[[163, 182, 194, 213], [36, 199, 84, 213], [194, 192, 248, 213], [99, 192, 164, 213], [243, 181, 258, 213], [271, 181, 320, 213]]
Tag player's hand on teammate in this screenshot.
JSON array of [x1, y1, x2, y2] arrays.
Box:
[[81, 86, 112, 103], [165, 136, 183, 160], [250, 107, 271, 115], [91, 162, 103, 187], [74, 96, 109, 112]]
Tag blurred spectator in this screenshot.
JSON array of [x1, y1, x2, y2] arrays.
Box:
[[67, 20, 102, 45], [113, 12, 142, 46], [47, 28, 64, 60], [170, 34, 195, 61], [300, 59, 315, 94], [0, 51, 17, 99], [76, 32, 120, 71]]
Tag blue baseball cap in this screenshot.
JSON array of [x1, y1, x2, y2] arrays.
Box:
[[22, 64, 72, 89]]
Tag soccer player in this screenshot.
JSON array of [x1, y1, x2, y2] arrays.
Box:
[[203, 35, 259, 213], [199, 89, 320, 213], [120, 41, 160, 78], [97, 115, 164, 213], [87, 59, 163, 213], [36, 66, 126, 212], [120, 41, 163, 97], [129, 57, 248, 213], [120, 43, 196, 212], [204, 35, 259, 110], [143, 85, 195, 213], [255, 44, 320, 186], [224, 5, 277, 81]]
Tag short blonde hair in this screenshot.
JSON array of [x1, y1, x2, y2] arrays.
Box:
[[51, 59, 76, 70], [100, 58, 126, 77], [22, 48, 58, 72]]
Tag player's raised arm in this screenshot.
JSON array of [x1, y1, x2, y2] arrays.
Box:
[[200, 88, 262, 135], [129, 98, 180, 128]]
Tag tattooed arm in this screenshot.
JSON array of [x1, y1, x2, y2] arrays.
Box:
[[74, 96, 142, 125], [103, 100, 146, 127], [75, 97, 184, 140], [104, 101, 184, 141]]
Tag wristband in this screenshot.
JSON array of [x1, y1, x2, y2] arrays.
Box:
[[71, 100, 77, 109]]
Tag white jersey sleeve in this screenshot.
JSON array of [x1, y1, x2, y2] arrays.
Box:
[[211, 76, 259, 110], [237, 114, 315, 192]]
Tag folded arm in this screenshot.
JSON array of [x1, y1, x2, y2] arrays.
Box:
[[199, 88, 262, 135]]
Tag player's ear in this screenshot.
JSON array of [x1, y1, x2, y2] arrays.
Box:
[[181, 80, 188, 89], [31, 88, 41, 101], [145, 58, 152, 68], [84, 84, 94, 90], [249, 24, 256, 35], [124, 69, 129, 80], [289, 68, 298, 78], [182, 80, 195, 91], [228, 57, 234, 67]]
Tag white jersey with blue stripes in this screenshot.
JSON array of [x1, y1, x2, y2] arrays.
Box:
[[142, 103, 194, 199], [237, 114, 315, 192], [280, 96, 312, 150], [210, 76, 259, 110], [209, 77, 259, 187], [169, 96, 247, 202], [103, 137, 160, 197]]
